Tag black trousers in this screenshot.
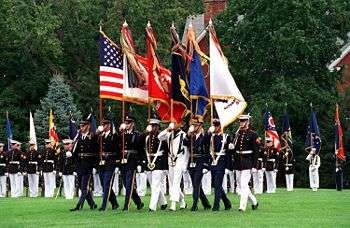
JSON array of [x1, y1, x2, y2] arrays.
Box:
[[99, 169, 118, 209], [336, 169, 343, 191], [121, 169, 142, 210], [189, 168, 210, 208], [76, 173, 95, 209], [212, 169, 231, 210]]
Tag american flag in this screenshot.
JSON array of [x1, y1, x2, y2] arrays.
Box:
[[263, 110, 281, 152], [99, 32, 123, 100], [305, 109, 321, 154]]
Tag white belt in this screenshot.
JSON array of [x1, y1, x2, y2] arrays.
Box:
[[151, 151, 164, 156], [44, 160, 54, 163], [258, 158, 263, 161], [29, 161, 38, 165], [0, 163, 5, 166], [267, 159, 275, 162], [285, 164, 293, 167], [236, 150, 253, 154], [215, 152, 226, 156], [9, 161, 20, 164]]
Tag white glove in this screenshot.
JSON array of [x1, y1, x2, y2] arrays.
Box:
[[53, 170, 56, 174], [252, 168, 257, 173], [137, 165, 142, 173], [66, 151, 72, 158], [40, 171, 43, 176], [202, 168, 209, 174], [73, 172, 77, 176], [119, 123, 126, 131], [92, 168, 97, 175], [336, 168, 339, 172], [5, 173, 8, 177], [59, 172, 62, 177], [262, 168, 266, 172], [168, 122, 175, 131], [228, 143, 234, 150], [36, 172, 39, 175], [97, 125, 104, 132], [208, 126, 215, 133], [146, 125, 152, 132], [23, 172, 27, 176], [114, 167, 119, 174], [17, 172, 21, 175], [188, 125, 195, 133], [274, 169, 278, 173], [286, 167, 289, 171]]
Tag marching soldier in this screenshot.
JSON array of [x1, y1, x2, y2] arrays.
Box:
[[59, 139, 76, 199], [306, 148, 320, 191], [24, 140, 41, 197], [7, 140, 23, 198], [233, 114, 259, 212], [206, 119, 231, 211], [252, 138, 264, 194], [0, 143, 7, 197], [70, 115, 98, 211], [42, 139, 57, 197], [143, 118, 168, 212], [118, 114, 145, 211], [96, 118, 119, 211], [184, 117, 211, 211], [335, 156, 344, 191], [158, 121, 189, 211], [283, 148, 295, 191], [264, 138, 279, 193]]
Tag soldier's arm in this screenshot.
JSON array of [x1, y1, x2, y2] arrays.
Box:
[[274, 149, 280, 170], [157, 129, 169, 141], [251, 132, 259, 168]]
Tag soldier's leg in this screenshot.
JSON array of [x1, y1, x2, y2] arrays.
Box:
[[212, 170, 225, 210], [201, 171, 211, 195], [309, 167, 313, 189], [222, 169, 228, 194], [290, 174, 294, 191], [18, 173, 23, 197], [197, 171, 210, 208], [112, 168, 119, 195], [99, 170, 108, 209], [189, 169, 199, 209], [159, 171, 167, 207], [149, 170, 162, 211], [315, 169, 319, 189], [183, 170, 193, 195], [228, 170, 235, 193], [266, 171, 272, 193], [239, 170, 251, 211], [0, 175, 6, 197], [271, 171, 276, 193], [130, 170, 143, 208], [235, 170, 241, 195], [107, 172, 118, 207], [137, 172, 147, 197]]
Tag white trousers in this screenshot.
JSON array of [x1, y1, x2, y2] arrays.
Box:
[[44, 172, 56, 197], [202, 171, 211, 195], [223, 169, 235, 194], [285, 174, 294, 191], [28, 174, 39, 197], [235, 170, 241, 194], [183, 170, 193, 195], [149, 170, 168, 210], [9, 173, 22, 198], [265, 171, 276, 193], [168, 166, 185, 206], [63, 175, 75, 199], [93, 173, 103, 196], [239, 169, 257, 211], [136, 172, 148, 197], [112, 170, 120, 195], [309, 167, 319, 190], [0, 175, 6, 197], [18, 174, 24, 196], [252, 170, 264, 194]]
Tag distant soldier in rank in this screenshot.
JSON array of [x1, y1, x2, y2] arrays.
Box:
[[59, 139, 76, 199], [24, 140, 41, 197], [0, 143, 8, 197], [252, 138, 264, 194], [41, 139, 57, 198], [70, 115, 98, 211], [118, 114, 145, 211], [306, 148, 320, 192], [143, 118, 168, 212], [7, 140, 23, 198], [264, 138, 279, 193], [184, 117, 211, 211], [96, 118, 119, 211], [206, 119, 231, 211], [283, 148, 295, 192], [233, 114, 259, 212]]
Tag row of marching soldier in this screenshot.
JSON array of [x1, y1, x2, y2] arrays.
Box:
[[0, 113, 323, 212]]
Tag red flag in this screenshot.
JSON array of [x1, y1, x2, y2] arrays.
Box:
[[335, 104, 345, 161], [146, 22, 172, 121]]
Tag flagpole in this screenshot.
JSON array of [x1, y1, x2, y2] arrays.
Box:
[[99, 98, 103, 162], [122, 100, 125, 163], [190, 97, 193, 166]]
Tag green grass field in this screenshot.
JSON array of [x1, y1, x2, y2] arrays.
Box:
[[0, 188, 349, 227]]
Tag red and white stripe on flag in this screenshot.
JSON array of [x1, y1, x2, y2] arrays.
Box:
[[99, 66, 123, 100]]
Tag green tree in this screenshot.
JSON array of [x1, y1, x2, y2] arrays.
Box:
[[34, 74, 81, 149]]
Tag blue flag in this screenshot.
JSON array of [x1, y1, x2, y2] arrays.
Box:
[[281, 112, 293, 152], [5, 113, 13, 151], [305, 110, 321, 153], [189, 51, 209, 119], [89, 113, 97, 133], [69, 117, 78, 140], [263, 110, 281, 151]]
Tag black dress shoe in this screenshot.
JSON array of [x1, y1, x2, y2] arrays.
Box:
[[160, 204, 167, 210], [212, 207, 219, 211], [112, 204, 119, 210], [252, 202, 259, 210], [204, 205, 212, 210], [122, 207, 128, 211], [70, 207, 80, 212], [149, 209, 155, 212], [238, 208, 244, 212], [90, 204, 97, 210], [225, 205, 232, 211], [137, 202, 144, 210], [98, 207, 106, 211], [190, 206, 198, 211]]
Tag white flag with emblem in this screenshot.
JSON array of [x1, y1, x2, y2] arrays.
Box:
[[29, 111, 37, 150], [209, 21, 247, 128]]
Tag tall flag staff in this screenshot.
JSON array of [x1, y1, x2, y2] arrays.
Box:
[[208, 19, 247, 129], [334, 104, 345, 161], [304, 103, 321, 154], [29, 111, 37, 150], [49, 109, 60, 155]]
